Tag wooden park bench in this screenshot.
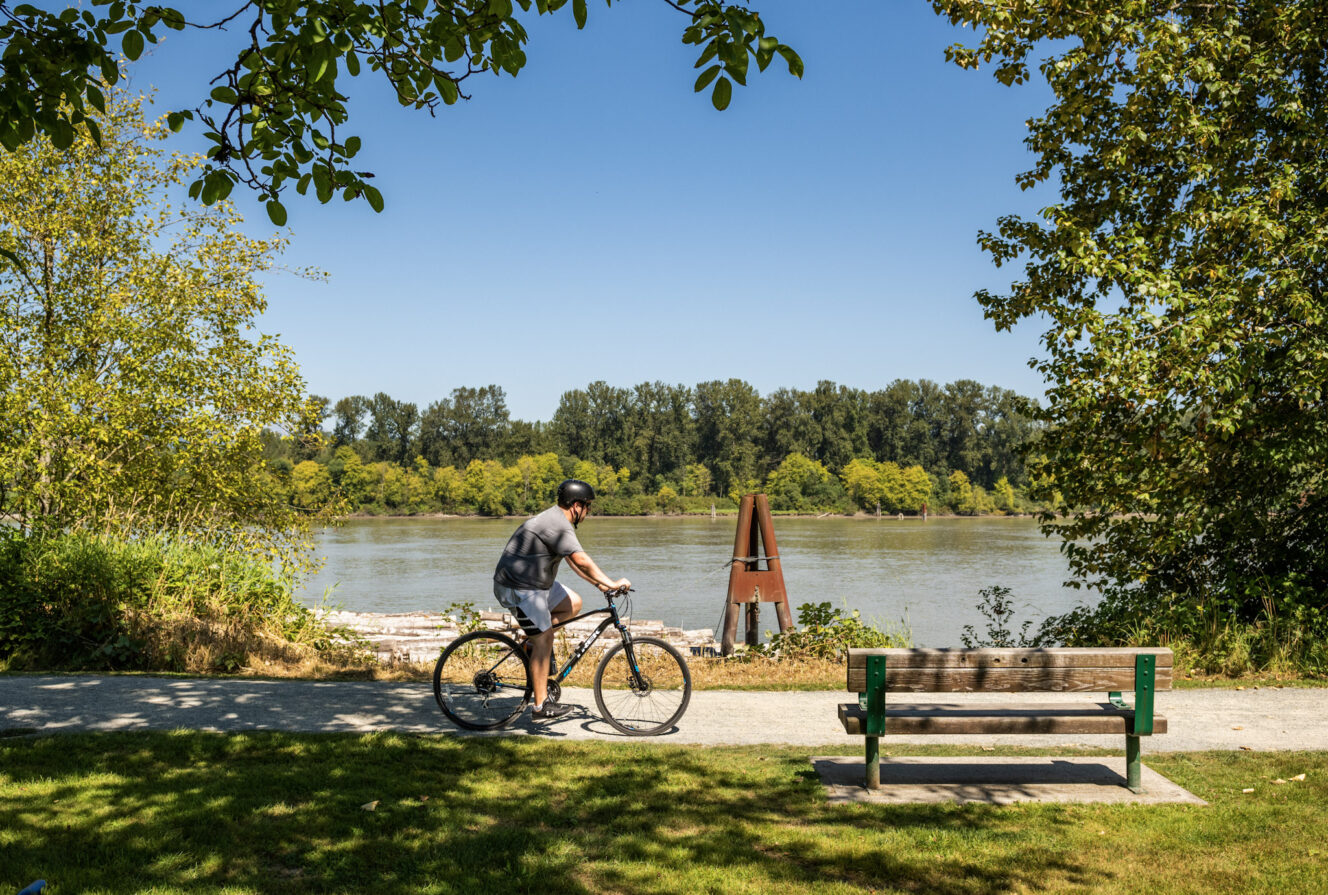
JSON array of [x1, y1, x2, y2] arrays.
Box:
[[838, 647, 1172, 793]]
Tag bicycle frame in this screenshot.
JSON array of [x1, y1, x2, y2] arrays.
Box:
[[536, 590, 642, 685]]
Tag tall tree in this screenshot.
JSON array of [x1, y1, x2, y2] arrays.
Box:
[[549, 387, 598, 462], [419, 385, 511, 468], [694, 378, 762, 497], [362, 392, 418, 465], [760, 387, 817, 468], [331, 395, 368, 447], [584, 380, 634, 470], [806, 380, 868, 471], [941, 379, 986, 486], [291, 394, 330, 461], [0, 2, 802, 222], [978, 385, 1037, 488], [863, 380, 916, 464], [938, 0, 1328, 640], [903, 379, 946, 474], [628, 381, 695, 486], [0, 91, 316, 558]]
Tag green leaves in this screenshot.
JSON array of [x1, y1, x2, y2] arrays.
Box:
[[694, 64, 721, 93], [942, 0, 1328, 640], [683, 3, 802, 111], [121, 28, 143, 61], [710, 76, 732, 111], [266, 199, 288, 226], [0, 89, 320, 568], [0, 0, 803, 214]]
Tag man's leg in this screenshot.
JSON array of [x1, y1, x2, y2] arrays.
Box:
[[534, 586, 581, 696], [531, 585, 581, 712], [550, 585, 582, 626], [529, 629, 553, 708]]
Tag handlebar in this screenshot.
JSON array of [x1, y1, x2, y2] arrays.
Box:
[[602, 585, 634, 599]]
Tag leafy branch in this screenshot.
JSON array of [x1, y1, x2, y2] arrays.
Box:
[[0, 1, 803, 222]]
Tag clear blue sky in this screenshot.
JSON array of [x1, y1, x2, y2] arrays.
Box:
[[131, 1, 1055, 422]]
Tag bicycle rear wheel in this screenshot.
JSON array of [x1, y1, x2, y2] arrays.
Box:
[[593, 636, 691, 735], [434, 630, 531, 730]]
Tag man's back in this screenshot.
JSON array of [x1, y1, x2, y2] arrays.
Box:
[[493, 505, 583, 591]]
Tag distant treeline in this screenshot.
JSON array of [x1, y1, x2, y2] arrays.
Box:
[[262, 379, 1045, 516]]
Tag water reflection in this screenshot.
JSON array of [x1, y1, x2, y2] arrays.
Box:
[[296, 516, 1092, 647]]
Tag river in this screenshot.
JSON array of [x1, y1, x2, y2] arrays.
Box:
[[295, 516, 1096, 647]]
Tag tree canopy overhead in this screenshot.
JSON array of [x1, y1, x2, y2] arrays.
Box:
[[0, 1, 802, 223], [936, 0, 1328, 653]]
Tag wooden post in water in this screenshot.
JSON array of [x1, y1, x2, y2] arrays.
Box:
[[720, 494, 793, 655]]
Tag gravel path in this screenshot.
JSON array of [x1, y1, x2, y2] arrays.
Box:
[[3, 675, 1325, 750]]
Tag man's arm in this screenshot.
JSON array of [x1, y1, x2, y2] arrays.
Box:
[[566, 551, 629, 592]]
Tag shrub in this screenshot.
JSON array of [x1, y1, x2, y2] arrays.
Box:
[[1034, 583, 1328, 678], [753, 601, 911, 661], [0, 530, 352, 673]]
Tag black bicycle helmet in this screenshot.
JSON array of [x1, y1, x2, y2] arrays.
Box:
[[557, 479, 596, 508]]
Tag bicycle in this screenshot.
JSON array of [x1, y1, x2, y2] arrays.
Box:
[[432, 586, 692, 735]]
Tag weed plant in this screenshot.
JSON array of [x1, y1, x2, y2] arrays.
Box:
[[961, 585, 1037, 648], [748, 601, 911, 661]]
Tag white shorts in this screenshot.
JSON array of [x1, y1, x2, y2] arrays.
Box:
[[493, 581, 572, 635]]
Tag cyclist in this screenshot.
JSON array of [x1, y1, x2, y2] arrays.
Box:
[[492, 478, 630, 721]]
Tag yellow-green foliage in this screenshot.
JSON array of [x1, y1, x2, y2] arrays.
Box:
[[841, 457, 932, 513], [0, 89, 325, 565]]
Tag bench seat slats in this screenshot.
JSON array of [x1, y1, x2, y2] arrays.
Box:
[[846, 666, 1174, 693], [838, 703, 1169, 737], [847, 647, 1174, 669], [840, 647, 1173, 792]]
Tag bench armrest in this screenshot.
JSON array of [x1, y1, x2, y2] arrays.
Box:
[[859, 653, 887, 736], [1108, 653, 1158, 735]]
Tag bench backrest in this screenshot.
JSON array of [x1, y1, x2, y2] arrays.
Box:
[[846, 647, 1173, 693]]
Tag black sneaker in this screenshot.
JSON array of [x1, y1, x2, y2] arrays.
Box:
[[532, 701, 573, 721]]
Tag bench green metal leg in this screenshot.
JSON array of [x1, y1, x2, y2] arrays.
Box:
[[1126, 735, 1142, 793], [862, 654, 886, 789], [865, 736, 880, 789], [1125, 653, 1155, 793]]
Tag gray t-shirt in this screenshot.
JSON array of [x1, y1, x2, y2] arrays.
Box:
[[493, 505, 585, 591]]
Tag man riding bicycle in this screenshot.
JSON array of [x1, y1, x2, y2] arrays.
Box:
[[492, 479, 630, 721]]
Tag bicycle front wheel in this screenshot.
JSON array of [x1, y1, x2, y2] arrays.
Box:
[[593, 636, 692, 735], [434, 630, 531, 730]]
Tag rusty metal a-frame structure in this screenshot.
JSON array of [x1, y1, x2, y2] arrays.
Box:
[[720, 493, 793, 655]]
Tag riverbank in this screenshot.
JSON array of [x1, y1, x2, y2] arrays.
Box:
[[322, 608, 722, 665], [340, 509, 1038, 520]]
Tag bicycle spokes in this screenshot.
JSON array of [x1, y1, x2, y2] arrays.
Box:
[[593, 637, 691, 735], [434, 631, 532, 730]]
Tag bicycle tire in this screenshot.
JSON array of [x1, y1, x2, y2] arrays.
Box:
[[593, 636, 692, 735], [433, 630, 531, 730]]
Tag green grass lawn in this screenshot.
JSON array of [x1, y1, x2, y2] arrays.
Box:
[[2, 734, 1326, 894]]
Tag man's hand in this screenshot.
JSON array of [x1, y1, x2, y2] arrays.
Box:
[[603, 578, 631, 593]]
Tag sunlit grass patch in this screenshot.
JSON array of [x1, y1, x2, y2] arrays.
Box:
[[1, 734, 1326, 894]]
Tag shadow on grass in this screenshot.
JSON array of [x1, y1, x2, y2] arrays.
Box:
[[0, 732, 1102, 894]]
